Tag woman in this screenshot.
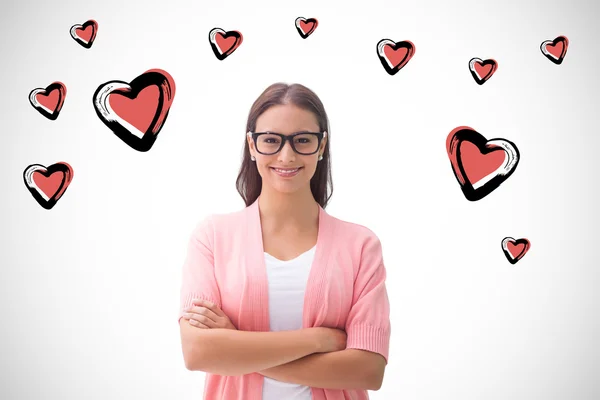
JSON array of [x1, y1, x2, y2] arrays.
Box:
[[178, 82, 391, 399]]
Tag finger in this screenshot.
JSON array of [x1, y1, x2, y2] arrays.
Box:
[[185, 306, 219, 324], [183, 312, 217, 327], [192, 299, 224, 316], [189, 318, 210, 328]]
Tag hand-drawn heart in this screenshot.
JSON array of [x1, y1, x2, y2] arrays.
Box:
[[92, 68, 176, 152], [469, 58, 498, 85], [446, 126, 520, 201], [29, 82, 67, 120], [541, 36, 569, 64], [209, 28, 243, 60], [70, 19, 98, 49], [377, 39, 416, 75], [295, 17, 318, 39], [501, 237, 530, 264], [23, 162, 74, 210]]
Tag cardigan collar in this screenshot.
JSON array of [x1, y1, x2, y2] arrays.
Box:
[[244, 196, 335, 331]]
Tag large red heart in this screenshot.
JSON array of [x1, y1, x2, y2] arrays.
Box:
[[459, 141, 507, 185], [446, 126, 520, 201], [23, 162, 74, 210], [29, 82, 67, 120], [109, 85, 160, 135], [92, 68, 176, 152]]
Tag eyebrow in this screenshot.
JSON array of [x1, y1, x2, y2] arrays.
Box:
[[256, 130, 319, 134]]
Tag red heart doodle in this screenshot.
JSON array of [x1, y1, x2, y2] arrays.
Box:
[[29, 82, 67, 120], [209, 28, 243, 60], [446, 126, 520, 201], [540, 36, 568, 64], [23, 162, 74, 210], [92, 68, 176, 152], [469, 58, 498, 85], [501, 237, 531, 264], [295, 17, 318, 39], [377, 39, 416, 75], [70, 19, 98, 49]]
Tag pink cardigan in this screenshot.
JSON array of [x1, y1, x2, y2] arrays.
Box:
[[178, 197, 391, 399]]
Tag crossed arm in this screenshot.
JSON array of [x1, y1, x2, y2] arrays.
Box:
[[257, 347, 386, 391], [182, 315, 386, 391]]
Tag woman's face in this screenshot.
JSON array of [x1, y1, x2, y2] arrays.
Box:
[[248, 104, 326, 195]]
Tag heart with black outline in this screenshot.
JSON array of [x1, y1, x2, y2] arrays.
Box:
[[446, 126, 520, 201], [29, 82, 67, 120], [209, 28, 243, 60], [501, 237, 531, 264], [92, 68, 176, 152], [295, 17, 318, 39], [469, 57, 498, 85], [70, 19, 98, 49], [23, 162, 74, 210], [377, 39, 416, 75], [540, 36, 569, 65]]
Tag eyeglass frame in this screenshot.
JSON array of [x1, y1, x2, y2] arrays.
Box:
[[247, 130, 327, 156]]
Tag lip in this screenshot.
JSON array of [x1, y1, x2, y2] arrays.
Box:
[[271, 167, 302, 177]]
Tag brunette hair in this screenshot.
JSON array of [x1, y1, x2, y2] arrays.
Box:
[[235, 82, 333, 209]]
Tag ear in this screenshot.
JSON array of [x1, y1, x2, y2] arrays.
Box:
[[320, 131, 328, 152], [246, 131, 256, 156]]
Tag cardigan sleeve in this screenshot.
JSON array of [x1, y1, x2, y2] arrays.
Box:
[[177, 214, 222, 324], [344, 231, 391, 364]]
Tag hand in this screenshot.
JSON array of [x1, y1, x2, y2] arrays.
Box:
[[313, 327, 347, 353], [181, 299, 237, 330]]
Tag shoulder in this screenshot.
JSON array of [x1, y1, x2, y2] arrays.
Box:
[[326, 211, 382, 247]]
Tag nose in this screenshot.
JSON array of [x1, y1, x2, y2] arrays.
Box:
[[278, 139, 296, 160]]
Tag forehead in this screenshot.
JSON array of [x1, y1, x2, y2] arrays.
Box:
[[255, 104, 319, 132]]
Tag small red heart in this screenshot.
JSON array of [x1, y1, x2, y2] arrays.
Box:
[[209, 28, 243, 59], [23, 162, 74, 210], [474, 62, 492, 78], [545, 41, 564, 59], [33, 170, 66, 199], [541, 36, 568, 64], [75, 25, 94, 42], [384, 45, 408, 68], [507, 241, 525, 258], [36, 89, 60, 112], [299, 20, 314, 33], [29, 82, 67, 120], [377, 39, 415, 75], [501, 237, 531, 264], [295, 17, 318, 38], [216, 33, 238, 54], [70, 19, 98, 48]]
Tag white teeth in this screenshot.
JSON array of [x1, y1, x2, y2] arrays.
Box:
[[273, 168, 299, 173]]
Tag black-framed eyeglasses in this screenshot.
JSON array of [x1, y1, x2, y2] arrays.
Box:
[[247, 131, 327, 155]]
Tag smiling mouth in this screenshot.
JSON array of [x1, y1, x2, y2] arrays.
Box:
[[271, 167, 303, 176]]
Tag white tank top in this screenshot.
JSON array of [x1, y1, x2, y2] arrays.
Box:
[[261, 244, 317, 400]]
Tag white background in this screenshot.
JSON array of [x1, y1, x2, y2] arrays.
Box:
[[1, 0, 599, 398]]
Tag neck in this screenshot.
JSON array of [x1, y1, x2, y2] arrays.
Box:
[[257, 186, 319, 231]]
